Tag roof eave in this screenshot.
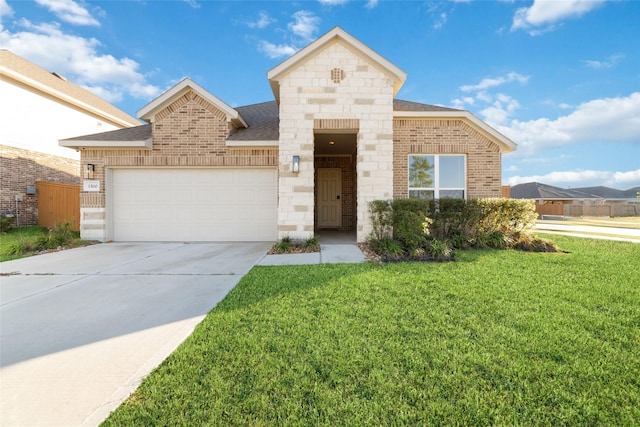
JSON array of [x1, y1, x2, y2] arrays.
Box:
[[393, 110, 517, 154], [59, 138, 153, 150]]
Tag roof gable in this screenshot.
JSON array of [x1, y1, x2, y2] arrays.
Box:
[[137, 78, 247, 128], [267, 27, 407, 104]]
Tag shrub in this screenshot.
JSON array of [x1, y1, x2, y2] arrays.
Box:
[[274, 236, 293, 253], [38, 222, 78, 249], [300, 237, 320, 251], [0, 213, 15, 233], [369, 237, 404, 261], [391, 199, 431, 251], [366, 197, 553, 262], [368, 200, 393, 240]]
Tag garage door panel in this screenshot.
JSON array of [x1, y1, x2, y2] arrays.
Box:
[[112, 169, 277, 242]]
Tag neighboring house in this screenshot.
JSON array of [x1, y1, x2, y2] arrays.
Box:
[[60, 27, 516, 243], [511, 182, 639, 217], [0, 50, 140, 226]]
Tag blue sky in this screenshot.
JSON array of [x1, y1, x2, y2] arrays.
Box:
[[2, 0, 639, 190]]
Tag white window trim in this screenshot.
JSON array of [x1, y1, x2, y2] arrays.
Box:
[[408, 154, 467, 199]]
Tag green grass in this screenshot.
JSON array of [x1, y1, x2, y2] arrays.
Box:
[[0, 225, 89, 262], [104, 235, 640, 426], [0, 226, 49, 262]]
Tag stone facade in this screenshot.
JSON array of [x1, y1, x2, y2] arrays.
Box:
[[0, 145, 80, 226], [393, 119, 502, 199], [79, 90, 277, 241], [275, 40, 396, 242]]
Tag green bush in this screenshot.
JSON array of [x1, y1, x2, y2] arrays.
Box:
[[367, 198, 549, 262], [0, 213, 15, 233], [38, 222, 78, 249]]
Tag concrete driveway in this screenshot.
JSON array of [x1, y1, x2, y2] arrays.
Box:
[[0, 242, 271, 426]]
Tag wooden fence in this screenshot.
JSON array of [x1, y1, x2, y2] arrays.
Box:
[[36, 182, 80, 231]]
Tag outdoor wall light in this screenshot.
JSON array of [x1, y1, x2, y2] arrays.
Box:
[[85, 163, 95, 179], [292, 155, 300, 173]]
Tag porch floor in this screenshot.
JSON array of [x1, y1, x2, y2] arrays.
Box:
[[316, 230, 357, 244]]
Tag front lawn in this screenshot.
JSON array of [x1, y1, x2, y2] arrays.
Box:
[[104, 235, 640, 426]]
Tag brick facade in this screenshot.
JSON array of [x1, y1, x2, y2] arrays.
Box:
[[1, 145, 80, 226], [79, 89, 278, 240], [393, 119, 502, 199]]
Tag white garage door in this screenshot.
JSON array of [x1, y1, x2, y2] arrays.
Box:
[[111, 168, 277, 241]]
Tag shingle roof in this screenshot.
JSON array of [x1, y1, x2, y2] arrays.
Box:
[[511, 182, 597, 199], [61, 124, 151, 142], [227, 102, 279, 141], [60, 99, 463, 143], [393, 99, 461, 112], [0, 50, 140, 127]]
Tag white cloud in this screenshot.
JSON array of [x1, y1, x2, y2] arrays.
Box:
[[481, 93, 521, 125], [34, 0, 99, 26], [512, 0, 606, 34], [0, 0, 13, 20], [460, 72, 529, 92], [288, 10, 320, 42], [506, 169, 640, 188], [247, 11, 274, 29], [496, 92, 640, 155], [318, 0, 349, 5], [183, 0, 200, 9], [365, 0, 378, 9], [433, 12, 447, 30], [583, 53, 624, 69], [0, 19, 160, 102], [258, 40, 297, 59]]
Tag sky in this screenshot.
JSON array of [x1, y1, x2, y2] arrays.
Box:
[[1, 0, 639, 190]]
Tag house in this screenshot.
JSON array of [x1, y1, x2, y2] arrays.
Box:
[[0, 50, 140, 226], [60, 27, 516, 243], [511, 182, 639, 217]]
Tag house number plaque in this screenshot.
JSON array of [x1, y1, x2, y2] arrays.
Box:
[[83, 180, 100, 192]]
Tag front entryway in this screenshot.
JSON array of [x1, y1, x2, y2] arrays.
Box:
[[317, 168, 342, 228]]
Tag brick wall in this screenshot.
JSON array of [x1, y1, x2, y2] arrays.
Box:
[[1, 144, 80, 226], [79, 89, 277, 240], [392, 119, 502, 199]]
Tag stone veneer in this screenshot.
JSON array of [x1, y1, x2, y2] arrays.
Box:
[[275, 40, 396, 242], [79, 90, 277, 241], [1, 144, 80, 226]]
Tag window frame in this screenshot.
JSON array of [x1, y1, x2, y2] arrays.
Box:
[[407, 154, 467, 200]]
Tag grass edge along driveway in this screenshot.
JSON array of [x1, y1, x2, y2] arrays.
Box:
[[104, 235, 639, 426]]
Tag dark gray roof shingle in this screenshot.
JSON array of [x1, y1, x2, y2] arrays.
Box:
[[60, 99, 461, 142], [61, 124, 151, 141]]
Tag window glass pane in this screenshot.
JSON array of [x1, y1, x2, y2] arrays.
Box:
[[440, 190, 465, 199], [439, 156, 465, 188], [409, 189, 434, 200], [409, 156, 434, 189]]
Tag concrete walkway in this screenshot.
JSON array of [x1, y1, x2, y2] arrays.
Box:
[[259, 231, 367, 266], [0, 242, 271, 426]]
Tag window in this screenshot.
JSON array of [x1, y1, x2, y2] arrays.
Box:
[[408, 155, 466, 199]]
